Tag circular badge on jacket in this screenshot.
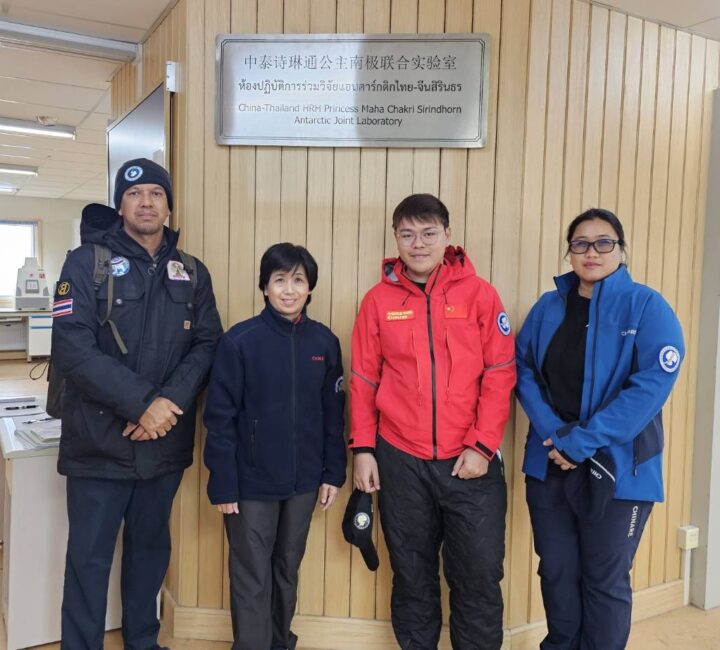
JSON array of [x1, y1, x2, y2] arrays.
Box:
[[497, 311, 511, 336], [110, 256, 130, 277], [124, 165, 143, 182], [354, 512, 370, 530], [658, 346, 680, 373]]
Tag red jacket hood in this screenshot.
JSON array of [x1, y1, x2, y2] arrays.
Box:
[[381, 246, 477, 291]]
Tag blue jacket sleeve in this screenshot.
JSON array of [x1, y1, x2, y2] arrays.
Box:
[[160, 259, 223, 410], [515, 298, 567, 441], [52, 247, 158, 423], [320, 335, 347, 487], [551, 292, 684, 462], [203, 333, 243, 505]]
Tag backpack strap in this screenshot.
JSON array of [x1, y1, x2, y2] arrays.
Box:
[[177, 249, 198, 290], [93, 244, 128, 355]]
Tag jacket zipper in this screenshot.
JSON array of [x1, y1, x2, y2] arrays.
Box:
[[290, 323, 297, 490], [426, 293, 438, 459], [586, 281, 603, 423], [135, 259, 157, 376]]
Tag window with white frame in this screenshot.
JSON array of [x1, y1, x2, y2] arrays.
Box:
[[0, 221, 38, 300]]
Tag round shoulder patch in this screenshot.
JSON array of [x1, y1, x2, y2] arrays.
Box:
[[124, 165, 144, 182], [658, 345, 680, 373], [110, 256, 130, 277], [57, 281, 71, 296], [497, 311, 511, 336]]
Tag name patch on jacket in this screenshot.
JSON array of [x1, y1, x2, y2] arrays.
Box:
[[386, 310, 414, 321], [444, 304, 468, 319]]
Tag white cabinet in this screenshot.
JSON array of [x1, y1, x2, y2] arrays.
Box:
[[0, 418, 122, 650]]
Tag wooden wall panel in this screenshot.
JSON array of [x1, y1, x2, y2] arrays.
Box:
[[109, 0, 720, 641]]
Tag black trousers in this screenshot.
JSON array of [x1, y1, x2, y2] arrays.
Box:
[[526, 472, 653, 650], [376, 436, 507, 650], [224, 491, 317, 650], [61, 471, 183, 650]]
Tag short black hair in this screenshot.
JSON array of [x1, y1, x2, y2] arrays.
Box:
[[566, 208, 626, 252], [392, 193, 450, 230], [258, 243, 319, 305]]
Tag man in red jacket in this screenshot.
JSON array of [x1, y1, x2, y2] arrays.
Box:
[[350, 194, 516, 649]]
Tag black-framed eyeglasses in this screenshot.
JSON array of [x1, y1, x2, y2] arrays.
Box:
[[569, 238, 620, 254]]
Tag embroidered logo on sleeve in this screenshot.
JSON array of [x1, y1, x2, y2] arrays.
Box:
[[167, 260, 191, 281], [52, 298, 73, 318], [335, 376, 345, 393], [658, 346, 680, 373], [497, 311, 511, 336], [386, 310, 414, 321], [56, 281, 71, 296]]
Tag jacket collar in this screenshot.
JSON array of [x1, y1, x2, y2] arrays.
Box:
[[104, 226, 179, 261], [382, 246, 477, 295], [261, 304, 306, 335], [554, 264, 632, 298]]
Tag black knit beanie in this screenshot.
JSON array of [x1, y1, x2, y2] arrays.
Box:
[[113, 158, 173, 211]]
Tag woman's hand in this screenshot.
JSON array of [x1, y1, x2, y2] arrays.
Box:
[[318, 484, 339, 510], [543, 438, 577, 471], [216, 502, 239, 514]]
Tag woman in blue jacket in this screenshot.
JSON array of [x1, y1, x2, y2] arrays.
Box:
[[515, 209, 684, 650], [204, 243, 346, 650]]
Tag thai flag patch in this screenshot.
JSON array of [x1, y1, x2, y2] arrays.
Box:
[[53, 298, 73, 318]]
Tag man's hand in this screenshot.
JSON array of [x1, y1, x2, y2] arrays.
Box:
[[136, 397, 183, 438], [543, 438, 577, 471], [216, 502, 239, 514], [452, 447, 490, 479], [353, 452, 380, 492], [122, 422, 153, 441], [318, 484, 339, 510]]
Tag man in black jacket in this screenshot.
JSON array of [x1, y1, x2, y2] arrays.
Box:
[[52, 158, 222, 650]]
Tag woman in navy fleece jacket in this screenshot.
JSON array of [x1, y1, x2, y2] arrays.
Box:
[[204, 243, 346, 650]]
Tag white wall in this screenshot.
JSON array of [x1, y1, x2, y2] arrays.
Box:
[[0, 196, 87, 291]]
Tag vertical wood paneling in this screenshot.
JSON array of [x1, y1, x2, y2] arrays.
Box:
[[297, 0, 336, 620], [500, 0, 534, 629], [581, 5, 608, 209], [111, 0, 719, 636], [465, 0, 500, 280], [662, 30, 691, 583], [323, 0, 363, 622], [560, 1, 590, 249], [598, 11, 626, 211], [197, 0, 231, 611]]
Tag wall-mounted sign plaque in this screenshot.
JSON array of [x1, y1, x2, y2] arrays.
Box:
[[216, 33, 490, 148]]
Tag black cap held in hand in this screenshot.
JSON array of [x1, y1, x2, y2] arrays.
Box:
[[114, 158, 173, 211], [342, 489, 379, 571]]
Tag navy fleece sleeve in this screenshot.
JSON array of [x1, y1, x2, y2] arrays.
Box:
[[203, 333, 243, 505], [320, 335, 347, 487]]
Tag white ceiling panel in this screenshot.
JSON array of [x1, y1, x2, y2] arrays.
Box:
[[0, 76, 106, 113], [0, 100, 87, 123], [598, 1, 720, 31], [0, 1, 174, 201], [0, 45, 118, 87], [1, 0, 176, 42], [79, 112, 111, 131], [692, 18, 720, 40]]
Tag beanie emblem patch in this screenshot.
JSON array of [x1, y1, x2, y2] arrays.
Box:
[[124, 165, 144, 182]]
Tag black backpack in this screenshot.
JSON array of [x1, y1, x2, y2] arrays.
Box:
[[45, 245, 197, 418]]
